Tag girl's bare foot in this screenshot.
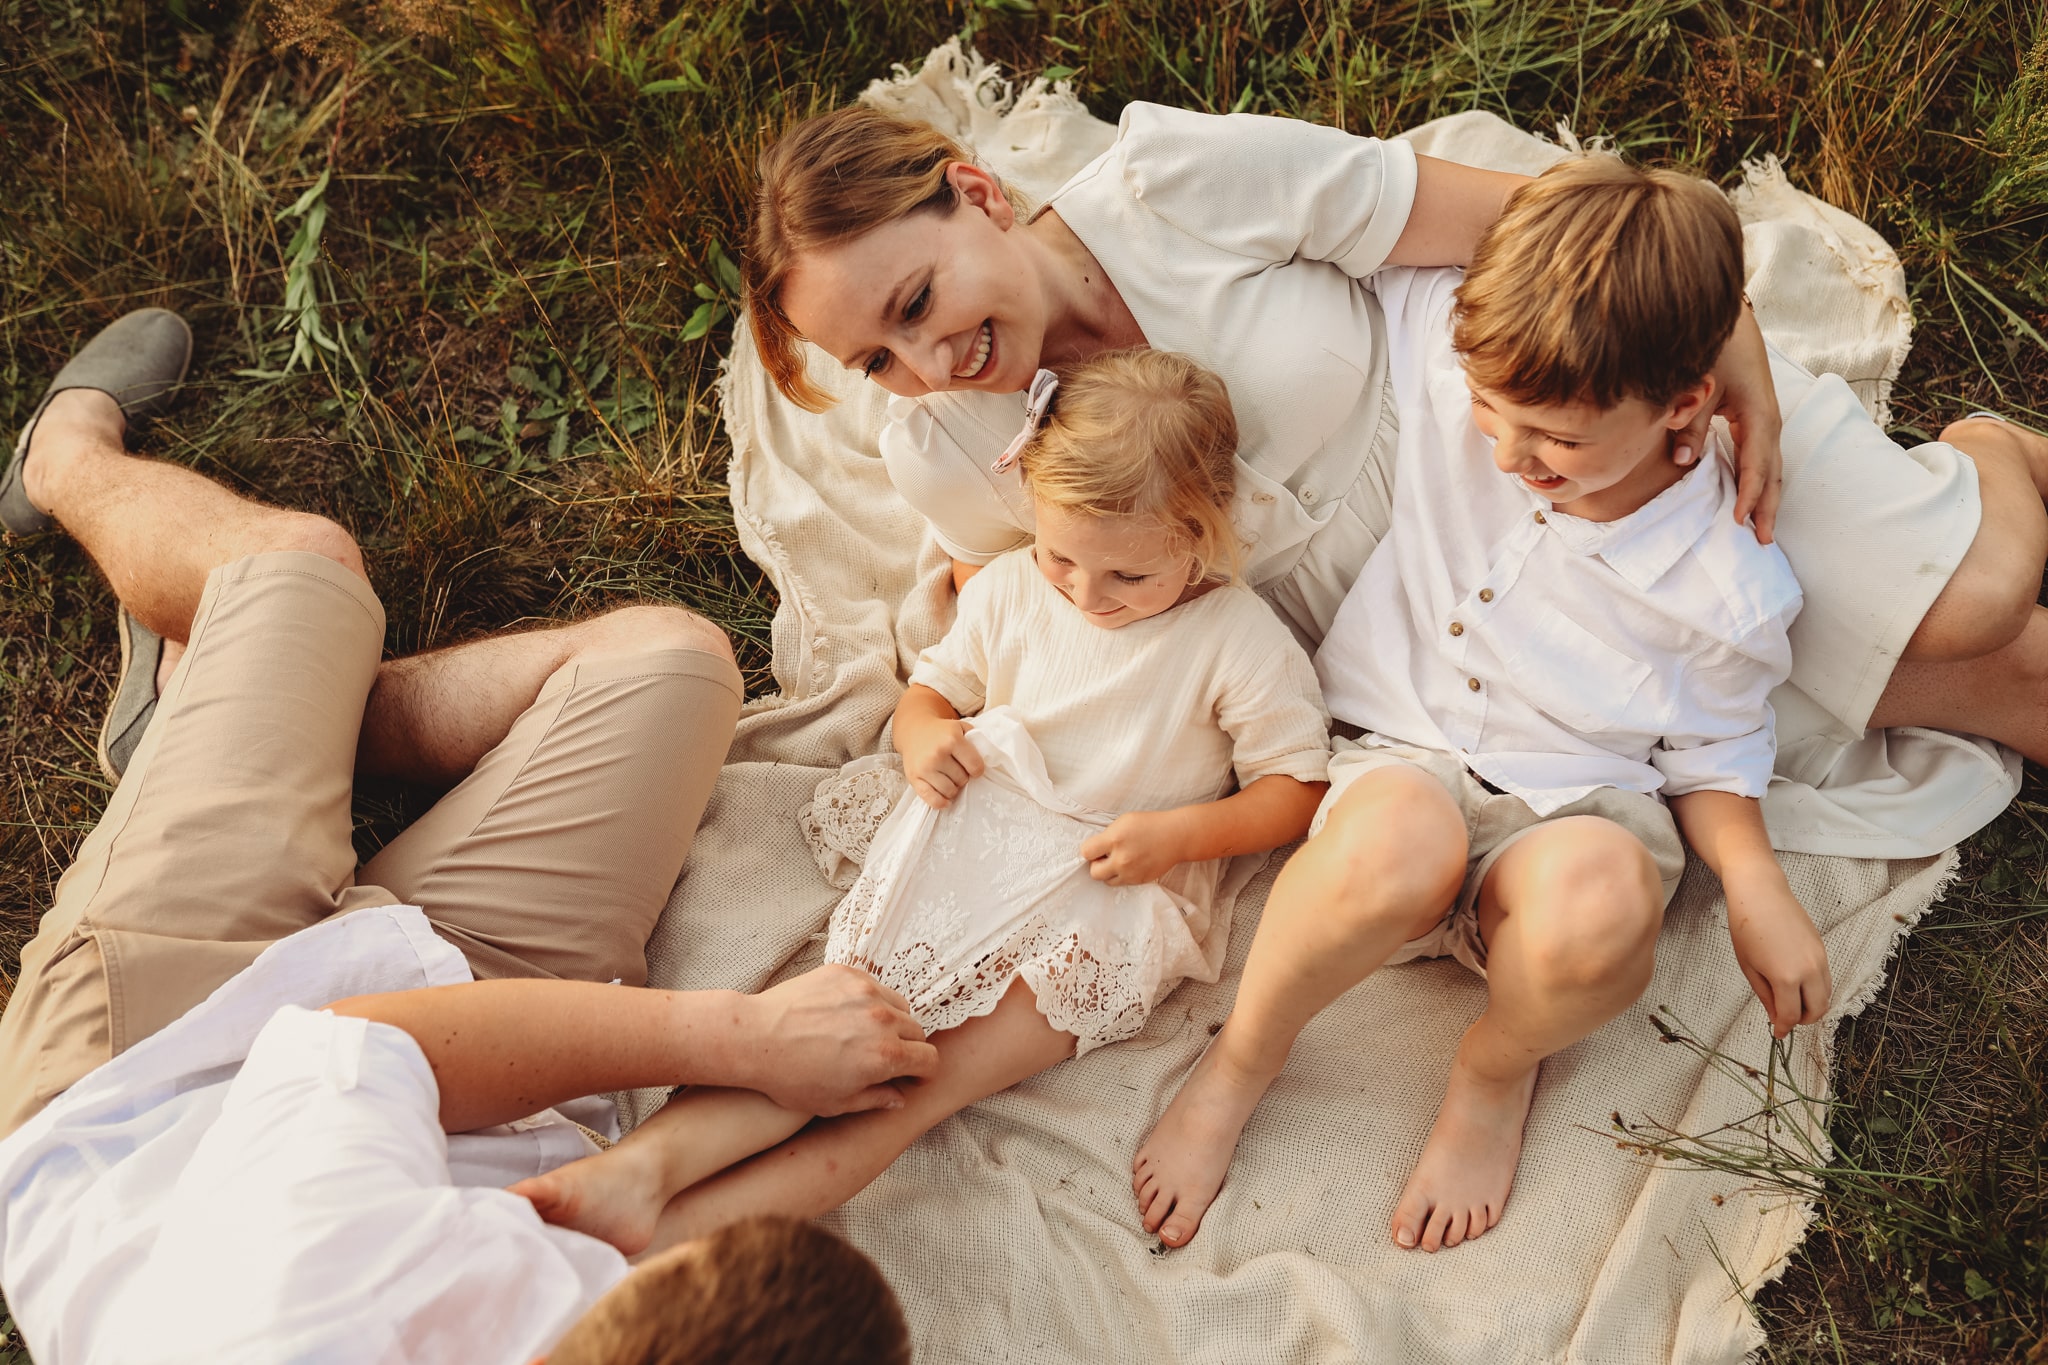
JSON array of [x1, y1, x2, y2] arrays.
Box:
[[1389, 1059, 1539, 1252], [1131, 1033, 1280, 1248], [510, 1146, 669, 1256]]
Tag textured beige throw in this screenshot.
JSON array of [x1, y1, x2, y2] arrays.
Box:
[[641, 45, 1981, 1363]]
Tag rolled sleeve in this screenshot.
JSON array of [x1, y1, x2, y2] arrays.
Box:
[[880, 396, 1034, 565], [1653, 711, 1779, 798], [1114, 103, 1420, 278], [907, 555, 1006, 715]]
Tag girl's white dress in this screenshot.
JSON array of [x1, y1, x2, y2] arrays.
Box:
[[823, 550, 1330, 1053]]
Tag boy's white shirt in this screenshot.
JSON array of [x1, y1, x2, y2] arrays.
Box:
[[0, 904, 628, 1365], [1316, 267, 1804, 813]]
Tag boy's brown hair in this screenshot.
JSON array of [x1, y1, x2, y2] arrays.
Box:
[[547, 1216, 910, 1365], [1452, 154, 1745, 410]]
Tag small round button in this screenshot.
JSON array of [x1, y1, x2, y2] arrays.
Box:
[[1448, 621, 1464, 637], [1467, 677, 1482, 692], [1533, 510, 1547, 524], [1478, 588, 1495, 603], [1300, 487, 1320, 506]]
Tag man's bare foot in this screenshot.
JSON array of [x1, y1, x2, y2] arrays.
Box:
[[510, 1146, 670, 1256], [1389, 1060, 1539, 1252], [1131, 1036, 1280, 1248]]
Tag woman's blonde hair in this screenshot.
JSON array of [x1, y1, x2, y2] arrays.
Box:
[[1020, 349, 1242, 584], [745, 105, 971, 411]]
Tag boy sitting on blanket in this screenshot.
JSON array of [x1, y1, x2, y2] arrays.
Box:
[[1131, 155, 1835, 1253]]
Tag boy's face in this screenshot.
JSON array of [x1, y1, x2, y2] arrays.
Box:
[[1466, 378, 1710, 521]]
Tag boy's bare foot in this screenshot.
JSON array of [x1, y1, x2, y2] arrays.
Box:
[[1131, 1037, 1278, 1248], [1389, 1060, 1539, 1252], [510, 1146, 670, 1257]]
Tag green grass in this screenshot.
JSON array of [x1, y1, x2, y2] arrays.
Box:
[[2, 0, 2044, 1358]]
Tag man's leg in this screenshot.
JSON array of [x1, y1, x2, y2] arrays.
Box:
[[1132, 763, 1468, 1248], [0, 393, 382, 1135], [353, 604, 744, 988], [1388, 816, 1664, 1253]]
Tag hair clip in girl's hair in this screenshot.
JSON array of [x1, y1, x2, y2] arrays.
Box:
[[990, 368, 1061, 474]]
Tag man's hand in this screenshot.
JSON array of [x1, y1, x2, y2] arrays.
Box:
[[1080, 809, 1189, 886], [894, 685, 984, 808], [739, 965, 941, 1115], [1725, 867, 1832, 1039]]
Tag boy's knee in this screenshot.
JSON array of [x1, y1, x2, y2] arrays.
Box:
[[570, 603, 736, 667], [1516, 824, 1662, 990], [1316, 770, 1467, 927]]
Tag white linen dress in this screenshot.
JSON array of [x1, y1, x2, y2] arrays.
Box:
[[877, 102, 2009, 856], [823, 550, 1330, 1053]]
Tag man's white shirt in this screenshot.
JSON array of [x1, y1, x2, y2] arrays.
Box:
[[0, 905, 628, 1365], [1316, 267, 1804, 813]]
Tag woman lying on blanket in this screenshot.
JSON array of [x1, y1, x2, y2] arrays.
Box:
[[514, 348, 1331, 1252]]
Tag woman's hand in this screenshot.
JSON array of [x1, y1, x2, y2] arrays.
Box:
[[1680, 303, 1784, 543], [1081, 810, 1191, 886]]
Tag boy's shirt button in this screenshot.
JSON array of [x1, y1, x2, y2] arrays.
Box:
[[1467, 677, 1482, 692], [1300, 487, 1320, 505], [1533, 510, 1547, 524], [1448, 621, 1464, 636], [1478, 588, 1495, 603]]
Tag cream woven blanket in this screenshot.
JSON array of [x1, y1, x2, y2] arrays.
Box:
[[642, 44, 1973, 1364]]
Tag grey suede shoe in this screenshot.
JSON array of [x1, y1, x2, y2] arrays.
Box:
[[2, 308, 194, 536], [97, 609, 163, 783]]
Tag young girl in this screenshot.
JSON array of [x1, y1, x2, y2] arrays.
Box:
[[512, 349, 1330, 1254]]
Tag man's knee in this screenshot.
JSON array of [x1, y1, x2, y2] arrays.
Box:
[[262, 512, 368, 583], [568, 603, 736, 668]]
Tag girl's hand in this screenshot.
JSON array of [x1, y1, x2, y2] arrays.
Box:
[[1724, 869, 1832, 1038], [900, 716, 984, 808], [1680, 303, 1784, 543], [1081, 810, 1189, 886]]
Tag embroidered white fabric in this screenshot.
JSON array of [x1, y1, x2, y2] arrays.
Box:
[[799, 754, 910, 889], [823, 710, 1218, 1054]]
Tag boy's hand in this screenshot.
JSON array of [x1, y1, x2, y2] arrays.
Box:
[[1081, 810, 1189, 886], [1724, 868, 1832, 1038], [898, 714, 984, 808], [741, 966, 940, 1115]]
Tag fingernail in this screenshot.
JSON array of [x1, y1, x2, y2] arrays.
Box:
[[1674, 445, 1696, 465]]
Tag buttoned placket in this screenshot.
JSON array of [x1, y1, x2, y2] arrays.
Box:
[[1434, 508, 1554, 753]]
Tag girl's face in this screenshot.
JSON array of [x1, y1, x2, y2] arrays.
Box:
[[1031, 500, 1197, 630], [779, 164, 1049, 399]]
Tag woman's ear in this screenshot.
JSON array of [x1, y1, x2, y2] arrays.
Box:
[[946, 162, 1016, 230]]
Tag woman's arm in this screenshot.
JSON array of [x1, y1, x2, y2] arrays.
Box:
[[1385, 155, 1531, 268], [1078, 774, 1328, 886], [327, 967, 941, 1133]]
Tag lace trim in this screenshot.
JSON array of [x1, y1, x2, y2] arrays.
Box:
[[799, 756, 908, 889]]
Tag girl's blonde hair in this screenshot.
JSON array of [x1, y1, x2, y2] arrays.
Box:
[[745, 106, 972, 412], [1020, 349, 1242, 584]]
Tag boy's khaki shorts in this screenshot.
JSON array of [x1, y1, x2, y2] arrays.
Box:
[[1309, 737, 1686, 977]]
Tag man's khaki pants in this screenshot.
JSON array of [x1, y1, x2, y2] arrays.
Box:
[[0, 552, 742, 1136]]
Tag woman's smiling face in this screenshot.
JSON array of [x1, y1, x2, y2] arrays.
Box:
[[777, 164, 1049, 398]]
